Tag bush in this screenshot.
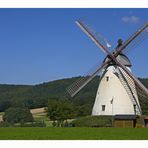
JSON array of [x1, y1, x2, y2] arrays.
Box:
[[19, 121, 46, 127], [3, 107, 34, 124], [0, 121, 12, 127], [71, 116, 112, 127], [52, 121, 56, 127]]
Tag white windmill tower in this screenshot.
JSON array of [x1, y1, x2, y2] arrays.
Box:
[[67, 21, 148, 117]]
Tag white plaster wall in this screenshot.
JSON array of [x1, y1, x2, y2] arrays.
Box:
[[92, 68, 140, 116]]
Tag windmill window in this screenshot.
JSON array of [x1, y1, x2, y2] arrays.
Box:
[[133, 105, 136, 114], [102, 105, 105, 111], [106, 76, 109, 81]]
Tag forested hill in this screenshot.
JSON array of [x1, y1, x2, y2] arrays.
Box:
[[0, 77, 148, 114]]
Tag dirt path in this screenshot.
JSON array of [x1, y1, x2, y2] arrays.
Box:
[[0, 116, 3, 122], [30, 107, 46, 115]]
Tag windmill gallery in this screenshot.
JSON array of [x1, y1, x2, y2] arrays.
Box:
[[67, 21, 148, 128]]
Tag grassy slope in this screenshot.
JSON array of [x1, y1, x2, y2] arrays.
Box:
[[0, 127, 148, 140]]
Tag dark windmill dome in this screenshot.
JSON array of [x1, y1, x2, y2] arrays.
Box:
[[103, 53, 132, 67], [116, 53, 132, 67], [103, 38, 132, 67], [116, 39, 132, 67]]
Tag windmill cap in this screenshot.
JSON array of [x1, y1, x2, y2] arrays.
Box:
[[117, 53, 132, 67], [104, 53, 132, 67]]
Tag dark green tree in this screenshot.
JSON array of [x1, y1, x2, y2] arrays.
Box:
[[0, 98, 11, 112], [3, 107, 34, 124], [47, 99, 75, 126]]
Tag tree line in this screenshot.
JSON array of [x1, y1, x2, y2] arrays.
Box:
[[0, 76, 148, 118]]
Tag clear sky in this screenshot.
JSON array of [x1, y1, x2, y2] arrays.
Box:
[[0, 8, 147, 85]]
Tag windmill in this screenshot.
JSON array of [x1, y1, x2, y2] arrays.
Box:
[[67, 20, 148, 116]]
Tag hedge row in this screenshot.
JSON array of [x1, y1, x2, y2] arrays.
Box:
[[71, 116, 112, 127]]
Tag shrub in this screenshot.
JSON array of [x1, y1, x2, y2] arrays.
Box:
[[64, 120, 69, 127], [10, 121, 46, 127], [0, 121, 12, 127], [20, 121, 46, 127], [52, 121, 57, 127], [3, 107, 34, 124], [71, 116, 112, 127]]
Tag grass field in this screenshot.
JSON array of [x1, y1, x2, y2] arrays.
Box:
[[0, 127, 148, 140], [0, 108, 148, 140]]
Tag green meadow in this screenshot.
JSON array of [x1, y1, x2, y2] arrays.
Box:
[[0, 127, 147, 140]]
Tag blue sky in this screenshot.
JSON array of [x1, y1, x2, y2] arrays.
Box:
[[0, 8, 147, 85]]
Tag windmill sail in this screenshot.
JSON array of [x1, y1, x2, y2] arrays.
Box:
[[123, 26, 148, 54], [117, 62, 148, 98], [67, 21, 148, 98], [86, 22, 148, 98], [115, 23, 148, 54], [77, 20, 112, 49], [66, 61, 108, 97], [137, 86, 148, 99], [76, 21, 109, 54], [67, 20, 148, 117], [116, 67, 142, 114]]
